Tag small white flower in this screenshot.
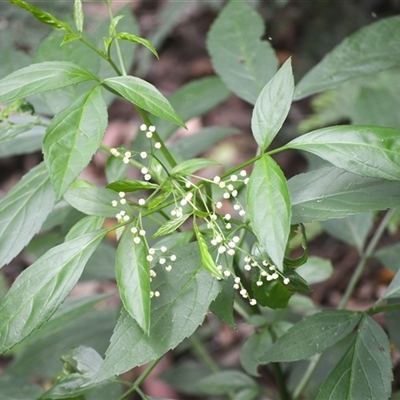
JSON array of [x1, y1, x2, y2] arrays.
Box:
[[266, 274, 273, 281], [150, 270, 157, 277], [227, 249, 235, 256], [171, 209, 176, 216], [154, 142, 161, 149], [244, 264, 251, 271], [160, 246, 167, 252], [146, 131, 153, 138], [217, 265, 223, 271], [244, 256, 251, 263], [111, 200, 118, 207], [144, 174, 151, 181], [240, 289, 248, 298], [154, 291, 160, 297], [140, 151, 147, 159], [230, 174, 238, 181], [223, 192, 230, 199], [130, 227, 138, 234], [219, 182, 226, 189], [141, 167, 148, 174], [119, 191, 126, 198], [232, 236, 240, 243], [170, 255, 177, 261], [210, 214, 217, 221], [120, 198, 127, 205], [165, 265, 172, 272], [249, 299, 257, 306], [232, 190, 238, 197], [256, 280, 263, 286], [224, 213, 231, 220], [159, 258, 166, 265], [240, 170, 247, 177], [244, 178, 249, 185], [269, 265, 276, 271], [233, 204, 241, 211], [216, 201, 222, 209], [227, 184, 234, 191], [210, 239, 217, 246], [218, 246, 226, 254], [185, 181, 192, 188], [133, 237, 141, 244], [110, 148, 120, 156], [123, 215, 130, 222], [146, 255, 153, 262], [226, 223, 232, 229], [283, 278, 290, 285], [261, 271, 268, 277], [139, 229, 146, 236], [239, 210, 246, 216], [120, 211, 126, 216], [180, 198, 187, 206], [115, 213, 121, 220], [140, 124, 147, 131], [215, 235, 223, 243], [234, 277, 241, 283], [125, 151, 131, 158], [233, 283, 240, 289], [213, 176, 221, 184], [228, 241, 235, 248], [149, 248, 156, 255], [149, 125, 156, 132], [138, 198, 145, 206], [223, 270, 231, 277]]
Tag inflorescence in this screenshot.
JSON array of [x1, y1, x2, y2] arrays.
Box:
[[108, 124, 291, 305]]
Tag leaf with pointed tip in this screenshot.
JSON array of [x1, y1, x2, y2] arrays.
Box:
[[116, 225, 150, 334], [246, 155, 291, 270], [0, 61, 96, 104], [252, 58, 294, 150], [106, 179, 158, 193], [316, 315, 392, 400], [286, 125, 400, 181], [92, 243, 222, 382], [0, 230, 106, 354], [171, 158, 220, 176], [116, 32, 158, 58], [206, 0, 278, 104], [152, 214, 190, 238], [259, 310, 362, 363], [103, 76, 185, 128], [294, 15, 400, 100], [64, 187, 131, 218], [43, 85, 107, 200], [0, 162, 55, 268], [289, 166, 400, 224]]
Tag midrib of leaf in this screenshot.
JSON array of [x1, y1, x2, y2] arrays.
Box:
[[0, 232, 104, 334], [233, 9, 263, 93]]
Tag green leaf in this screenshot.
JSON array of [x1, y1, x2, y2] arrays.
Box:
[[171, 158, 220, 176], [9, 0, 72, 31], [73, 0, 84, 33], [374, 242, 400, 273], [65, 216, 105, 241], [251, 58, 294, 150], [206, 0, 278, 104], [0, 375, 44, 400], [321, 212, 373, 253], [294, 15, 400, 100], [0, 61, 96, 104], [0, 162, 55, 268], [116, 225, 150, 334], [316, 315, 392, 400], [103, 76, 185, 128], [91, 243, 222, 382], [194, 223, 224, 279], [61, 32, 81, 46], [210, 277, 236, 328], [286, 125, 400, 181], [289, 166, 400, 223], [240, 328, 273, 377], [382, 267, 400, 299], [116, 32, 158, 58], [196, 370, 258, 396], [152, 214, 190, 238], [64, 187, 131, 218], [296, 257, 333, 285], [43, 85, 107, 200], [246, 155, 291, 270], [259, 310, 362, 363], [0, 230, 106, 354], [251, 276, 293, 309], [106, 179, 158, 192]]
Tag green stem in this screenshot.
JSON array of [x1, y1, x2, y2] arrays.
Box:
[[117, 357, 163, 400], [189, 334, 219, 373], [368, 302, 400, 316], [339, 208, 395, 310], [271, 362, 292, 400], [292, 354, 321, 400]]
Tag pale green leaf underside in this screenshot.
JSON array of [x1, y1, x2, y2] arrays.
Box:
[[0, 162, 55, 268], [246, 155, 291, 270], [171, 158, 220, 175], [103, 76, 185, 128], [260, 310, 362, 363], [92, 243, 222, 382], [294, 15, 400, 100], [64, 187, 131, 218], [116, 227, 150, 334], [289, 166, 400, 223], [0, 61, 96, 103], [251, 58, 294, 150], [286, 125, 400, 181], [206, 0, 278, 105], [43, 85, 108, 200], [0, 230, 106, 354], [316, 315, 392, 400]]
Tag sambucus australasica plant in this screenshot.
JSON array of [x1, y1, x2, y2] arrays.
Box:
[[1, 0, 400, 399]]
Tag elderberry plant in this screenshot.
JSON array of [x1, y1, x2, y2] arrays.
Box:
[[1, 0, 400, 399]]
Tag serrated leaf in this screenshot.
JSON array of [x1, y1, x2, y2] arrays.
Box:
[[103, 76, 185, 128], [116, 226, 150, 334], [116, 32, 158, 58], [0, 162, 55, 268], [289, 166, 400, 224], [152, 214, 190, 238], [43, 85, 107, 200], [196, 370, 258, 396], [73, 0, 84, 33], [246, 155, 291, 270], [259, 310, 362, 363], [286, 125, 400, 181], [294, 15, 400, 100], [316, 315, 392, 400], [251, 58, 294, 150], [106, 179, 158, 192], [64, 187, 131, 218], [0, 61, 96, 104], [0, 230, 106, 354], [206, 0, 278, 104], [171, 158, 220, 176], [91, 243, 222, 382]]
